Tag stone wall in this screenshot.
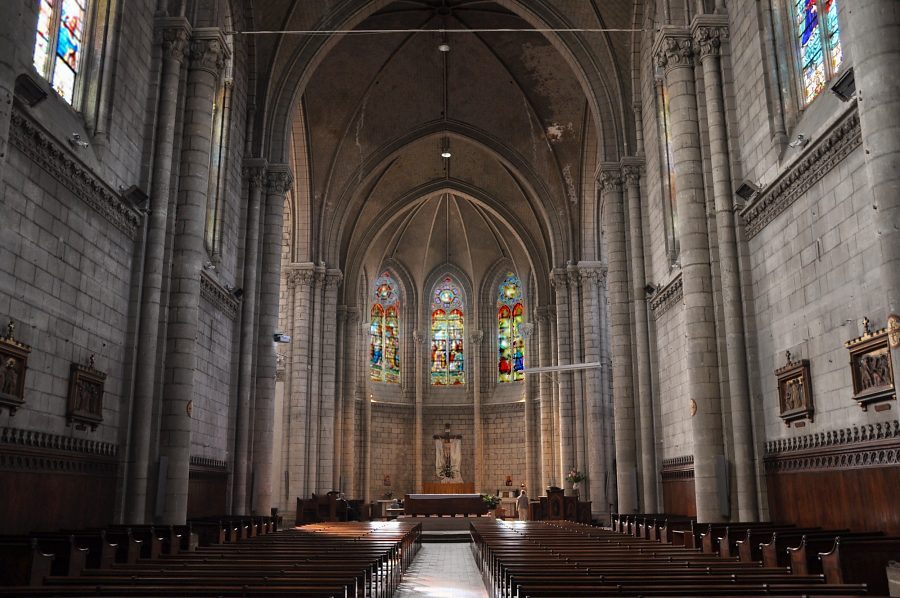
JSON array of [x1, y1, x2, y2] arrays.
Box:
[[481, 401, 526, 493], [370, 401, 414, 499], [421, 406, 474, 490]]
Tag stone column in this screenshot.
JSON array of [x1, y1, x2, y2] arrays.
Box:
[[551, 269, 575, 481], [622, 160, 659, 513], [600, 166, 638, 514], [317, 269, 342, 492], [307, 266, 326, 492], [0, 0, 22, 180], [549, 306, 561, 484], [656, 28, 726, 522], [158, 29, 228, 524], [287, 264, 315, 501], [536, 307, 554, 488], [566, 265, 587, 481], [333, 306, 346, 489], [252, 165, 292, 515], [522, 323, 539, 494], [845, 0, 900, 391], [694, 19, 758, 520], [341, 308, 360, 498], [413, 329, 426, 493], [363, 391, 373, 503], [126, 17, 190, 524], [472, 329, 485, 491], [232, 159, 266, 515], [579, 262, 608, 513]]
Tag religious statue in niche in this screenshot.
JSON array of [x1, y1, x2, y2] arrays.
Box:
[[0, 321, 31, 415], [66, 354, 107, 430], [775, 351, 814, 427], [845, 318, 896, 411], [434, 423, 463, 482]]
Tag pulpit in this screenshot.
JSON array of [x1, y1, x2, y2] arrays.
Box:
[[530, 487, 592, 524]]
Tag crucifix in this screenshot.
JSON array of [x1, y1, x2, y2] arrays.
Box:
[[433, 422, 462, 476]]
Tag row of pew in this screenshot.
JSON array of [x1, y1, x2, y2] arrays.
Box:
[[611, 513, 900, 596], [0, 518, 420, 597], [471, 519, 873, 597]]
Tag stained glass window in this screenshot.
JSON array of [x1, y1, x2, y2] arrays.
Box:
[[33, 0, 89, 104], [431, 277, 465, 386], [794, 0, 843, 105], [370, 273, 400, 384], [497, 273, 525, 383], [657, 82, 679, 262]]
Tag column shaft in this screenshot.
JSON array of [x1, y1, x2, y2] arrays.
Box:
[[232, 159, 266, 514], [307, 267, 325, 492], [537, 308, 554, 488], [472, 330, 484, 491], [288, 265, 314, 502], [0, 1, 23, 180], [601, 167, 638, 513], [523, 323, 540, 494], [158, 29, 228, 524], [414, 330, 425, 493], [317, 269, 342, 492], [127, 18, 189, 523], [342, 309, 360, 497], [657, 29, 725, 522], [333, 307, 346, 490], [552, 271, 575, 480], [566, 266, 587, 482]]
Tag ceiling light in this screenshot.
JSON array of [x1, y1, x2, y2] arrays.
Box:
[[441, 150, 452, 158], [438, 43, 450, 52]]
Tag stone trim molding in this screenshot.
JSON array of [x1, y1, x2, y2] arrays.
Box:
[[9, 107, 143, 239], [649, 272, 683, 319], [190, 455, 228, 471], [764, 421, 900, 473], [660, 454, 694, 481], [741, 107, 862, 239], [200, 271, 240, 320], [0, 426, 118, 476]]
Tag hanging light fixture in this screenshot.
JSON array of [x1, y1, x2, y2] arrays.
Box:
[[440, 137, 451, 158]]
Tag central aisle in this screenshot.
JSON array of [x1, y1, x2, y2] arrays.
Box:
[[394, 543, 489, 598]]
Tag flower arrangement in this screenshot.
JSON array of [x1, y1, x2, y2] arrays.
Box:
[[565, 469, 586, 484], [481, 493, 500, 509], [438, 463, 455, 479]]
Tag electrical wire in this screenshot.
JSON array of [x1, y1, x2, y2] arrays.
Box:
[[229, 27, 643, 36]]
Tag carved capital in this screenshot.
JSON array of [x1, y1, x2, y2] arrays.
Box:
[[242, 158, 267, 190], [655, 33, 694, 73], [189, 29, 229, 76], [621, 163, 643, 187], [345, 306, 360, 323], [536, 306, 552, 324], [566, 266, 581, 288], [693, 26, 727, 61], [413, 330, 426, 344], [285, 267, 315, 289], [471, 330, 485, 344], [578, 263, 607, 288], [550, 268, 569, 289], [266, 167, 294, 195], [156, 17, 191, 64], [522, 323, 536, 338], [325, 269, 343, 290], [597, 169, 623, 194]]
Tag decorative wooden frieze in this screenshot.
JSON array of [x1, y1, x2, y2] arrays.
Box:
[[190, 455, 228, 472], [740, 107, 861, 239], [8, 107, 143, 239], [764, 421, 900, 473], [776, 351, 814, 427], [0, 321, 31, 416], [649, 273, 683, 319], [0, 426, 118, 475], [66, 355, 106, 431], [660, 454, 694, 481], [200, 270, 240, 320], [844, 317, 895, 411]]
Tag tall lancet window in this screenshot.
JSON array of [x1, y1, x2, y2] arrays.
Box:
[[34, 0, 91, 105], [793, 0, 843, 105], [370, 273, 400, 384], [430, 276, 465, 386], [497, 273, 525, 383]]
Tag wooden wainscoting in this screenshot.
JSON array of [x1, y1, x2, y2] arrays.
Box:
[[660, 455, 697, 517], [187, 456, 229, 518], [0, 427, 118, 534], [765, 421, 900, 534]]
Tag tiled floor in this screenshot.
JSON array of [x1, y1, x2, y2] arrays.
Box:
[[395, 543, 489, 598]]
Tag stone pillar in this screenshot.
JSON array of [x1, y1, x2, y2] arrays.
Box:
[[341, 308, 360, 498], [549, 306, 561, 484], [231, 158, 266, 515], [600, 166, 638, 514], [551, 269, 575, 481], [622, 160, 659, 513], [317, 269, 342, 492], [566, 265, 587, 481], [333, 306, 346, 489], [656, 28, 726, 522], [472, 329, 485, 491], [307, 266, 326, 492], [522, 323, 540, 494], [0, 0, 22, 180], [287, 264, 315, 502], [845, 0, 900, 391], [413, 329, 426, 493], [694, 19, 758, 520], [252, 165, 292, 515], [157, 28, 228, 525], [126, 17, 190, 524], [537, 307, 554, 488], [363, 391, 373, 503], [579, 262, 609, 514]]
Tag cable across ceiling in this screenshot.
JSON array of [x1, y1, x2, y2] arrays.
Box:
[[230, 27, 643, 36]]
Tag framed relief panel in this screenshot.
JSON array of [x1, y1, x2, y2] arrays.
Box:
[[775, 351, 813, 427], [0, 321, 31, 415], [845, 318, 895, 411], [66, 355, 106, 430]]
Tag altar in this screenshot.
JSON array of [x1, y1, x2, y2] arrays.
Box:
[[422, 482, 475, 494], [404, 493, 489, 516]]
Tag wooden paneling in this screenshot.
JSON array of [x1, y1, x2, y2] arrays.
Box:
[[766, 466, 900, 534], [187, 470, 228, 519], [660, 455, 696, 517]]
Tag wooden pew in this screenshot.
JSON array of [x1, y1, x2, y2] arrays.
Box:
[[0, 539, 54, 586], [819, 535, 900, 596]]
